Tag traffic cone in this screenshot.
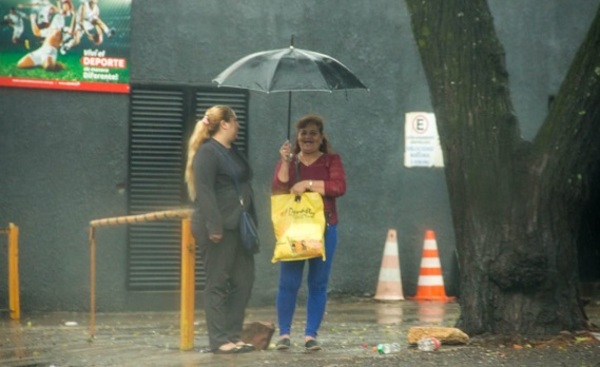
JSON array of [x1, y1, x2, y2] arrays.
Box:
[[409, 230, 455, 302], [374, 229, 405, 301]]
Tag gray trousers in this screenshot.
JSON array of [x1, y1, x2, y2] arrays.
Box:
[[199, 228, 255, 350]]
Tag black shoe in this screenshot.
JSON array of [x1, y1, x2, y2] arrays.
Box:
[[305, 339, 321, 351], [276, 338, 291, 350], [213, 342, 247, 354], [213, 347, 240, 354], [236, 344, 255, 353]]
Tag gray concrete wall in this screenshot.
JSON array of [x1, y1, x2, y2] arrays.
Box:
[[0, 0, 598, 311]]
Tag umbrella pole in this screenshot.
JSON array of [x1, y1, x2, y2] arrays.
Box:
[[287, 92, 292, 140]]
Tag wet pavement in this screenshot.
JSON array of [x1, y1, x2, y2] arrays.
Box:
[[1, 296, 599, 367]]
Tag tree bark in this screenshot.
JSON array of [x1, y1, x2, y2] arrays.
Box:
[[404, 0, 600, 336]]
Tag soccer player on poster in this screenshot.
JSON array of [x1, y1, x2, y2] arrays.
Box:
[[17, 0, 56, 31], [60, 0, 115, 54], [1, 7, 30, 49], [28, 1, 73, 39], [16, 1, 73, 71]]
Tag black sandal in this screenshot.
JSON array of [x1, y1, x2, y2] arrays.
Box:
[[236, 344, 255, 353], [234, 341, 254, 347], [213, 347, 240, 354], [276, 338, 291, 350], [305, 339, 321, 351], [213, 342, 242, 354], [231, 340, 255, 352]]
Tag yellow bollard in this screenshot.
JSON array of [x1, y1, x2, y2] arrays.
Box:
[[8, 223, 20, 320], [87, 209, 194, 347], [180, 218, 195, 351]]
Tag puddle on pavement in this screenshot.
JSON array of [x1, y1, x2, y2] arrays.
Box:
[[0, 297, 598, 367]]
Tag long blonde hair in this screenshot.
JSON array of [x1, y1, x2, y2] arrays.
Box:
[[185, 105, 236, 201]]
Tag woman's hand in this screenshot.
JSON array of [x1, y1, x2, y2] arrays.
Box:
[[279, 140, 292, 162], [290, 180, 311, 196]]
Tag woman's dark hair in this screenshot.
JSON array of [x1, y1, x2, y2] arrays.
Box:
[[292, 114, 333, 154]]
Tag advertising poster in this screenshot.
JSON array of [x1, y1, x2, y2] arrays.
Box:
[[0, 0, 131, 93]]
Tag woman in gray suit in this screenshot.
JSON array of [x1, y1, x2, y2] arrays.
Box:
[[185, 105, 257, 354]]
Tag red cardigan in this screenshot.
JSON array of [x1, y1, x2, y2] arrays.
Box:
[[271, 153, 346, 224]]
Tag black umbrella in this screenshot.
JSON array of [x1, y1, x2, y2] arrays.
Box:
[[213, 37, 368, 138]]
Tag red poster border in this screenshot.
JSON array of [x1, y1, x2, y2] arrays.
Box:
[[0, 77, 130, 93]]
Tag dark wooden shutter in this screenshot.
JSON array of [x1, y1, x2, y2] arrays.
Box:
[[127, 85, 249, 291]]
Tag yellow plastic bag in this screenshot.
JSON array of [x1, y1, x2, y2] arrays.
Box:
[[271, 192, 326, 263]]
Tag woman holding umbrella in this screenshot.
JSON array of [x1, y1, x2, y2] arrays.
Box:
[[271, 114, 347, 351], [185, 105, 257, 354]]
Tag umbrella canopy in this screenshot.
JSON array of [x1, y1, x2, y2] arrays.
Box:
[[213, 43, 368, 138]]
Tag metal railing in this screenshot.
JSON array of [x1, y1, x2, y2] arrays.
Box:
[[88, 209, 196, 350], [0, 223, 20, 320]]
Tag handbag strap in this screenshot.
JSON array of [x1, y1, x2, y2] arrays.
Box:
[[213, 142, 246, 209], [295, 156, 301, 183]]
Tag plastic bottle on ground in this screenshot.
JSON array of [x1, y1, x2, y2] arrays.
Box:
[[377, 342, 402, 354], [417, 337, 441, 351]]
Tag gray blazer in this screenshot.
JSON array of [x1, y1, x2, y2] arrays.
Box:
[[191, 139, 257, 248]]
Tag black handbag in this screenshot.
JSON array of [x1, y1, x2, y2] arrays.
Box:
[[239, 208, 259, 253], [216, 146, 259, 253]]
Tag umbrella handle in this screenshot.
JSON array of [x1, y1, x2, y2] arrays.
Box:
[[287, 92, 292, 140], [288, 34, 294, 139]]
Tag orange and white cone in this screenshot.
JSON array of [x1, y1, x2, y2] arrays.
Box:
[[374, 229, 405, 301], [409, 230, 455, 302]]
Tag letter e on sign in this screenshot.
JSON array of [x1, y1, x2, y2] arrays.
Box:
[[412, 115, 429, 134]]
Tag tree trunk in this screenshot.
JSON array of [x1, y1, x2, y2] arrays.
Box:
[[404, 0, 600, 336]]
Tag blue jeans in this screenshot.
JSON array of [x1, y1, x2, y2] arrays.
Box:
[[276, 224, 337, 338]]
